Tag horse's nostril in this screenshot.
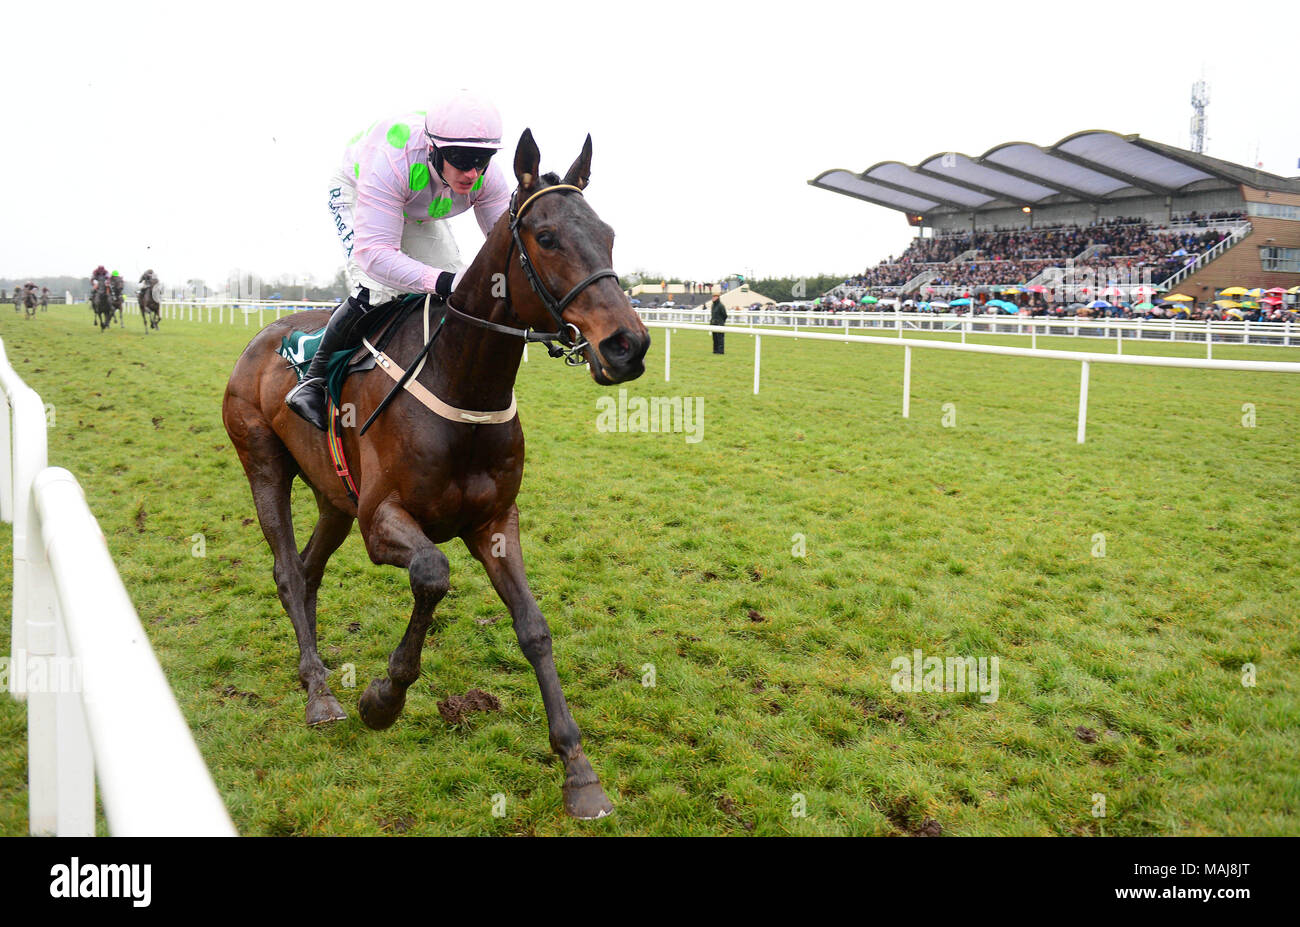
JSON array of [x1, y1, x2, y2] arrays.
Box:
[[613, 333, 631, 357]]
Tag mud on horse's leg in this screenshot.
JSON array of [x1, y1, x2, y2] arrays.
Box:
[[466, 507, 613, 820], [357, 502, 450, 730]]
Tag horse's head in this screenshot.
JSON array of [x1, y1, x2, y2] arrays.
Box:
[[505, 129, 649, 385]]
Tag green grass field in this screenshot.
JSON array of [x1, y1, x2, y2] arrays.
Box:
[[1, 303, 1297, 835]]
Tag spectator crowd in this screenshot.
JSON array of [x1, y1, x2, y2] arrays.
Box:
[[841, 212, 1249, 293]]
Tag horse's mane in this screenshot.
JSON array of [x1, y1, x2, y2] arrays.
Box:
[[539, 171, 561, 186]]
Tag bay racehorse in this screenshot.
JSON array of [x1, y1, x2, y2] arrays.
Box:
[[139, 283, 161, 330], [222, 130, 649, 820]]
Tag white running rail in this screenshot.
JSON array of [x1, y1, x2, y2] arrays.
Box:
[[1, 339, 235, 836]]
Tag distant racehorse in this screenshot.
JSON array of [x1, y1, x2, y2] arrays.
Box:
[[138, 282, 161, 331], [22, 287, 38, 319], [110, 280, 126, 327], [90, 281, 113, 330]]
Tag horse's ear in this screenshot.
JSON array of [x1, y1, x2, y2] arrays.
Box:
[[514, 128, 540, 192], [563, 134, 592, 190]]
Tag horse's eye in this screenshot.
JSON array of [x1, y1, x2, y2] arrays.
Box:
[[536, 231, 558, 250]]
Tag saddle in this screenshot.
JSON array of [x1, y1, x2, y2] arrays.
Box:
[[277, 295, 426, 409]]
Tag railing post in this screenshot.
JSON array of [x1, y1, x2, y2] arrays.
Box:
[[1207, 320, 1213, 360], [1077, 360, 1090, 444]]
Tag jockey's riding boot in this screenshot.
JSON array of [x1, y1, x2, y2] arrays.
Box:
[[285, 295, 370, 431]]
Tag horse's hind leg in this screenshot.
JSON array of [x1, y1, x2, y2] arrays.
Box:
[[356, 502, 450, 730], [301, 488, 355, 663], [465, 507, 613, 819], [225, 404, 346, 725]]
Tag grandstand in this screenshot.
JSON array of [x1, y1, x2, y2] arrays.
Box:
[[810, 130, 1300, 305]]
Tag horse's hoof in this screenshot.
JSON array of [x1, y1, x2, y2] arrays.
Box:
[[564, 781, 614, 820], [358, 678, 405, 730], [306, 692, 347, 727]]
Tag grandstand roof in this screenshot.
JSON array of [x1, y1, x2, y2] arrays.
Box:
[[809, 130, 1300, 219]]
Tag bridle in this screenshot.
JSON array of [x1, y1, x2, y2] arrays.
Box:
[[448, 183, 619, 366]]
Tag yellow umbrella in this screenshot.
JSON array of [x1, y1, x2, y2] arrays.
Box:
[[1225, 308, 1244, 320], [1246, 288, 1265, 297], [1000, 288, 1021, 295], [1164, 293, 1194, 302], [1219, 286, 1249, 296], [1213, 300, 1241, 309], [1288, 286, 1300, 295]]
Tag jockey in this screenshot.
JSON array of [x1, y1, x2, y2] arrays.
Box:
[[286, 89, 511, 431], [109, 270, 124, 295], [90, 265, 109, 293], [139, 268, 159, 291]]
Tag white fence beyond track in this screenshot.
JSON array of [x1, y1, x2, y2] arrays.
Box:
[[1, 338, 235, 836], [150, 298, 1300, 444], [646, 322, 1300, 443]]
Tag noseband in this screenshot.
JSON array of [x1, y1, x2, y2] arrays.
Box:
[[448, 183, 619, 366]]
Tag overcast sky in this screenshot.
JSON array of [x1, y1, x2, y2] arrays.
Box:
[[3, 0, 1297, 291]]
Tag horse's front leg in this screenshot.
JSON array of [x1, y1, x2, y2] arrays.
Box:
[[465, 506, 613, 820], [357, 501, 450, 730]]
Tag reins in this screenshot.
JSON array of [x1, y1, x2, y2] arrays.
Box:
[[447, 182, 619, 366], [357, 181, 618, 433]]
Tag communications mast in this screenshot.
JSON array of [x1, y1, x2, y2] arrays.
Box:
[[1190, 79, 1209, 154]]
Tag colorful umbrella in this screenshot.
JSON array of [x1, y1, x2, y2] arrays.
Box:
[[1261, 297, 1283, 306], [1265, 288, 1286, 295], [1164, 294, 1194, 302], [1225, 308, 1244, 320], [1287, 286, 1300, 295], [1134, 302, 1154, 310], [1213, 300, 1242, 309], [950, 298, 972, 306], [1026, 285, 1048, 293], [1218, 286, 1249, 296], [1087, 300, 1111, 309], [1246, 288, 1265, 297], [860, 295, 878, 304]]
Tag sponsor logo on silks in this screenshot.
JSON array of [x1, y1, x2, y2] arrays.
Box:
[[279, 328, 327, 381], [328, 187, 355, 258], [49, 857, 151, 908]]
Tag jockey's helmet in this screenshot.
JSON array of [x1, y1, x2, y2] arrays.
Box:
[[424, 90, 502, 180]]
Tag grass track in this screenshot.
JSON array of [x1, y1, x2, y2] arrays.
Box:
[[1, 304, 1297, 835]]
